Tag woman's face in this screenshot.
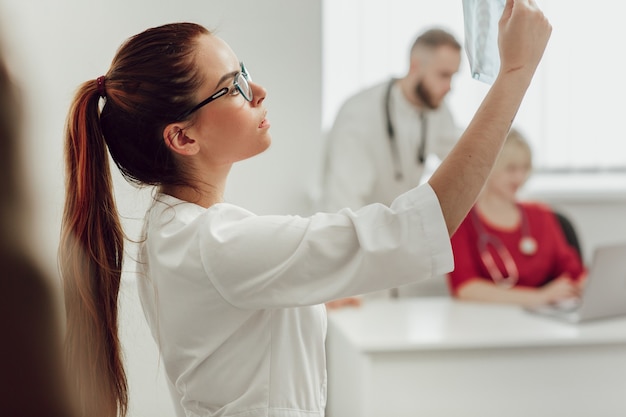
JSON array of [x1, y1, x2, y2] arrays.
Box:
[[485, 142, 532, 201], [186, 34, 271, 167]]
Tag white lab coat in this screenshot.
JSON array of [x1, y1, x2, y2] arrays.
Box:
[[137, 184, 452, 417], [320, 80, 461, 212]]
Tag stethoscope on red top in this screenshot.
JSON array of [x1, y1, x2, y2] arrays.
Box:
[[470, 206, 538, 288]]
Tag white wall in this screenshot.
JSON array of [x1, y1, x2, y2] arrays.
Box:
[[322, 0, 626, 170], [1, 0, 323, 267]]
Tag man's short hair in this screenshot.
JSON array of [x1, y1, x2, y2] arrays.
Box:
[[410, 28, 461, 56]]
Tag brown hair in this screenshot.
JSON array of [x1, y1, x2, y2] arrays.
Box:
[[59, 22, 210, 417], [410, 28, 461, 56]]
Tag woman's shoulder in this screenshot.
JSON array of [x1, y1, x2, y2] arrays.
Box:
[[149, 194, 256, 233], [519, 200, 554, 216], [154, 194, 252, 216], [519, 201, 562, 230]]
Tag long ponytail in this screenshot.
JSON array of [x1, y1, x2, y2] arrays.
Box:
[[58, 22, 211, 417], [59, 81, 128, 417]]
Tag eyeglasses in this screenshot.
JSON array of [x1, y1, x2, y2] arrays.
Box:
[[175, 62, 253, 120]]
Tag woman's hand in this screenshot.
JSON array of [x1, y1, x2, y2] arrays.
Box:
[[325, 297, 362, 310], [537, 275, 581, 305], [498, 0, 552, 80]]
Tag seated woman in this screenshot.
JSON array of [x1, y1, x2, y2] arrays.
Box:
[[447, 128, 586, 306]]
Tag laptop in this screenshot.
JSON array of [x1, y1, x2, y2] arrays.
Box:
[[525, 242, 626, 323]]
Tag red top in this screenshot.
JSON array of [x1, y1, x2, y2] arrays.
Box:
[[447, 202, 585, 296]]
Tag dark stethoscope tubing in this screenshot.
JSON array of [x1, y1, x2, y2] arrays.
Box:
[[384, 78, 427, 181]]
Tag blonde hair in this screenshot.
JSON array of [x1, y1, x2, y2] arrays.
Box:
[[504, 127, 533, 167], [506, 127, 531, 151]]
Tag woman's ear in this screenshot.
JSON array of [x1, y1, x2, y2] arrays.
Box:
[[162, 123, 199, 156]]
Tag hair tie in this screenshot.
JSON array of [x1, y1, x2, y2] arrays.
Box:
[[96, 75, 106, 98]]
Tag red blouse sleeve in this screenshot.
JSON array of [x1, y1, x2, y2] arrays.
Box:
[[542, 207, 586, 281], [447, 209, 485, 296]]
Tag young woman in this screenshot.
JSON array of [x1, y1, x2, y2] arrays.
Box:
[[59, 2, 551, 416], [447, 128, 586, 306]]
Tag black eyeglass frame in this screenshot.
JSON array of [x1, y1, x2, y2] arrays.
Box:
[[175, 62, 252, 120]]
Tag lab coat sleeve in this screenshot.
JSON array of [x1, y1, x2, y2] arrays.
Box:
[[321, 92, 380, 211], [198, 184, 453, 309]]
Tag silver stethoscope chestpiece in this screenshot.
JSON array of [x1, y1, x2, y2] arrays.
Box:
[[519, 236, 538, 256]]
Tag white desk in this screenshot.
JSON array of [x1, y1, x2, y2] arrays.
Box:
[[326, 297, 626, 417]]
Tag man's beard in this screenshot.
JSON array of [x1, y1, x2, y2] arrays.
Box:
[[415, 81, 439, 109]]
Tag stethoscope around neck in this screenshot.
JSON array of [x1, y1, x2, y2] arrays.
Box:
[[384, 78, 427, 181], [470, 207, 538, 288]]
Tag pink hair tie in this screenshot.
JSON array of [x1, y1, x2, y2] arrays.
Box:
[[96, 75, 106, 98]]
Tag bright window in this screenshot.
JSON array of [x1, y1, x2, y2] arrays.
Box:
[[322, 0, 626, 172]]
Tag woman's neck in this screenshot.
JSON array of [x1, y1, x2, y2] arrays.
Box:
[[161, 184, 224, 208], [476, 193, 520, 229], [162, 172, 229, 208], [161, 162, 231, 208]]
